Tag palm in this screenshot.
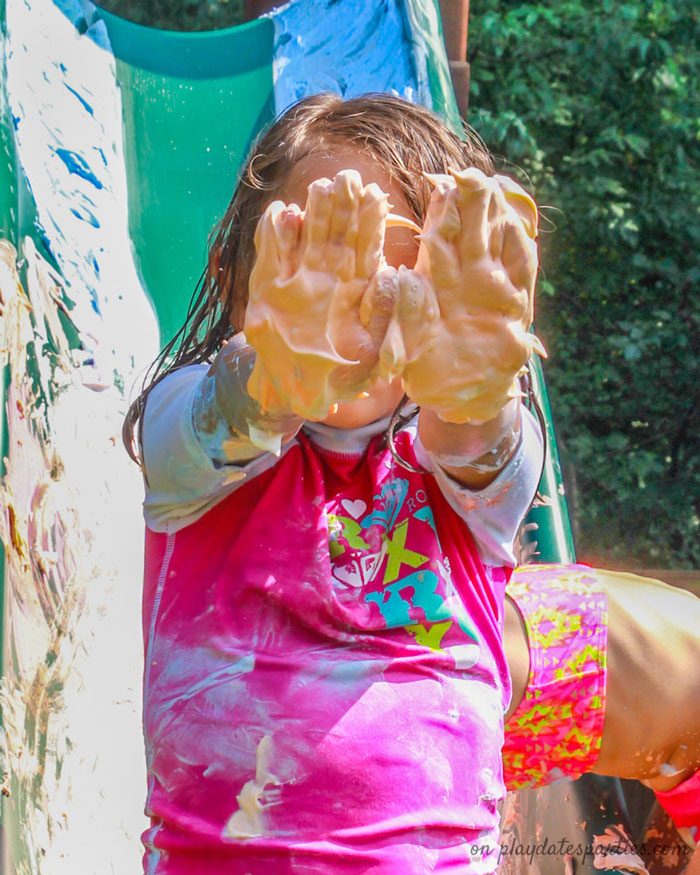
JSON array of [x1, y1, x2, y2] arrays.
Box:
[[398, 169, 543, 424], [245, 171, 398, 421]]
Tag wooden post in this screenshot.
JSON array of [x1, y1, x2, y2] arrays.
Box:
[[244, 0, 279, 19], [438, 0, 471, 121]]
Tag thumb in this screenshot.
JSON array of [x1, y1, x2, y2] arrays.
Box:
[[396, 265, 438, 365], [494, 174, 538, 240], [359, 266, 404, 382], [359, 265, 398, 344], [250, 201, 286, 292]]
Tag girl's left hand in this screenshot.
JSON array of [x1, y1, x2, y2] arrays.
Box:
[[244, 170, 400, 421], [386, 168, 545, 424]]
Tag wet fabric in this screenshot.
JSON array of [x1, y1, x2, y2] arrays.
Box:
[[141, 363, 544, 568], [656, 769, 700, 845], [141, 429, 512, 873], [502, 564, 608, 790]]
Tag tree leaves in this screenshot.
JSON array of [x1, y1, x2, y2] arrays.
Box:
[[95, 0, 245, 31], [469, 0, 700, 565]]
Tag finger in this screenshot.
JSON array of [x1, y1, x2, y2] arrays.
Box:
[[487, 181, 508, 262], [273, 204, 303, 280], [356, 182, 389, 279], [501, 218, 539, 320], [301, 177, 333, 269], [425, 173, 460, 241], [370, 266, 420, 382], [417, 175, 461, 289], [495, 174, 538, 239], [360, 265, 397, 333], [328, 170, 362, 281], [395, 264, 440, 365], [356, 268, 400, 382], [251, 201, 285, 291], [248, 201, 285, 303], [451, 167, 493, 262], [498, 179, 539, 322], [360, 266, 401, 381]]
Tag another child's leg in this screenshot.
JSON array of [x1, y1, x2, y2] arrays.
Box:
[[503, 564, 607, 790], [503, 565, 700, 840]]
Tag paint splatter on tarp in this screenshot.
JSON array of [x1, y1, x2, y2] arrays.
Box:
[[0, 238, 149, 874], [1, 0, 160, 868]]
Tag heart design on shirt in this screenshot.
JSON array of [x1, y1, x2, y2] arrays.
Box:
[[341, 499, 367, 519], [360, 550, 384, 583], [332, 561, 364, 588], [332, 548, 385, 589]]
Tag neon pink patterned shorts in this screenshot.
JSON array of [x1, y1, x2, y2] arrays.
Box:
[[503, 564, 608, 790]]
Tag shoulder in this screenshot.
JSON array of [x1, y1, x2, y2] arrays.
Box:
[[143, 363, 211, 421]]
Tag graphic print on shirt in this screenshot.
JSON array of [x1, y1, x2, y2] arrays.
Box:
[[328, 475, 481, 669]]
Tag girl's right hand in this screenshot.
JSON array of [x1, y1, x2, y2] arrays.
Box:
[[244, 170, 400, 421]]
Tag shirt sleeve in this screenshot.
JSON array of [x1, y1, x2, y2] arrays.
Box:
[[414, 406, 544, 566], [140, 364, 283, 533]]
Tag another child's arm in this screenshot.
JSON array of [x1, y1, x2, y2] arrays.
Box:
[[591, 571, 700, 792]]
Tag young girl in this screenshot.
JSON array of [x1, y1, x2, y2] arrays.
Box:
[[124, 93, 700, 872], [125, 92, 546, 874]]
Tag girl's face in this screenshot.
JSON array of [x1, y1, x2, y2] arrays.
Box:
[[274, 145, 420, 429]]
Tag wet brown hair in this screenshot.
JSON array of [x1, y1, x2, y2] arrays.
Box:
[[123, 92, 495, 465]]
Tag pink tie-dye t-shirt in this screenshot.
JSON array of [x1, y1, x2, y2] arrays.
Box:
[[141, 424, 514, 874]]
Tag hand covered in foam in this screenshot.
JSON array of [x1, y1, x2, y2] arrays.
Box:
[[244, 170, 405, 421], [383, 168, 545, 424]]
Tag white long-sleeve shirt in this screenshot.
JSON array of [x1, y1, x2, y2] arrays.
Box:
[[140, 364, 543, 565]]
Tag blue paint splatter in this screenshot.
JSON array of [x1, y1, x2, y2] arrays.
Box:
[[64, 83, 94, 117], [56, 148, 104, 190], [40, 232, 56, 260], [70, 206, 100, 228]]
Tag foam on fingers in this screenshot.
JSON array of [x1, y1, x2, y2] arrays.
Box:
[[326, 171, 360, 280], [451, 167, 494, 262], [495, 174, 539, 240], [355, 182, 389, 280], [252, 201, 286, 287], [273, 204, 303, 281], [301, 177, 334, 269]]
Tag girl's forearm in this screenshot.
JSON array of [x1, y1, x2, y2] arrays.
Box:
[[417, 398, 522, 490], [192, 334, 303, 465]]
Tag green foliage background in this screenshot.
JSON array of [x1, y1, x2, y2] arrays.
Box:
[[97, 0, 243, 30], [94, 0, 699, 565], [468, 1, 700, 567]]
